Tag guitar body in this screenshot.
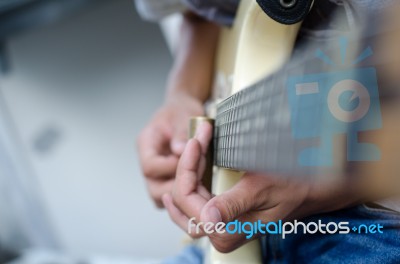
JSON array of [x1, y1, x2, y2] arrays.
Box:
[[205, 1, 306, 263]]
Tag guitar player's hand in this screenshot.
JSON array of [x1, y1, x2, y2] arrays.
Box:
[[137, 13, 219, 208], [137, 93, 204, 208], [163, 122, 361, 253], [162, 121, 214, 238]]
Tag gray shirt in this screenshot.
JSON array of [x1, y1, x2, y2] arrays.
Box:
[[135, 0, 395, 27], [134, 0, 239, 25]]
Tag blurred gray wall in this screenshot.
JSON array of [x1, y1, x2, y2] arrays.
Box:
[[0, 0, 183, 259]]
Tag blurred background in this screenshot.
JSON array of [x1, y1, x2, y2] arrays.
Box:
[[0, 0, 183, 262]]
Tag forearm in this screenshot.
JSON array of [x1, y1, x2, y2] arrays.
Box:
[[166, 12, 220, 103]]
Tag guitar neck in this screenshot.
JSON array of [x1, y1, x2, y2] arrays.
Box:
[[213, 30, 398, 178]]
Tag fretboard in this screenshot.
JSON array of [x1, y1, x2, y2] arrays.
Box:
[[212, 31, 394, 176], [214, 69, 316, 176]]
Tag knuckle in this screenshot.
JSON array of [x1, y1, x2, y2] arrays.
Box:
[[146, 181, 161, 205], [211, 238, 235, 253], [218, 196, 242, 221], [154, 199, 164, 209], [148, 190, 162, 208], [171, 190, 183, 209], [142, 166, 154, 178], [148, 189, 158, 202]]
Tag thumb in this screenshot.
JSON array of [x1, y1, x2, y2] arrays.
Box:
[[200, 179, 257, 224]]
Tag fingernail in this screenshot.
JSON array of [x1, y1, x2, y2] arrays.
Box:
[[205, 207, 222, 224], [195, 122, 208, 138]]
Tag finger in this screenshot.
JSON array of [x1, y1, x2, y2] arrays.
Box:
[[169, 112, 189, 156], [204, 203, 280, 253], [193, 122, 213, 179], [200, 184, 253, 224], [200, 174, 280, 253], [172, 139, 210, 221], [197, 184, 213, 201], [200, 174, 276, 224], [194, 122, 213, 155], [202, 173, 298, 254], [162, 193, 190, 231], [170, 128, 188, 156], [207, 203, 285, 253], [147, 178, 175, 208], [138, 128, 179, 179], [162, 193, 205, 238], [171, 120, 213, 161]]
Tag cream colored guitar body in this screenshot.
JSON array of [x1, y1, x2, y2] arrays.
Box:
[[206, 1, 304, 263]]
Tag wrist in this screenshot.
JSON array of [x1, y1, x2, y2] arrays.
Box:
[[166, 69, 211, 103], [166, 90, 207, 106], [164, 89, 204, 114]]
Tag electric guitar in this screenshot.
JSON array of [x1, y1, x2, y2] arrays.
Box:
[[187, 0, 400, 263]]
